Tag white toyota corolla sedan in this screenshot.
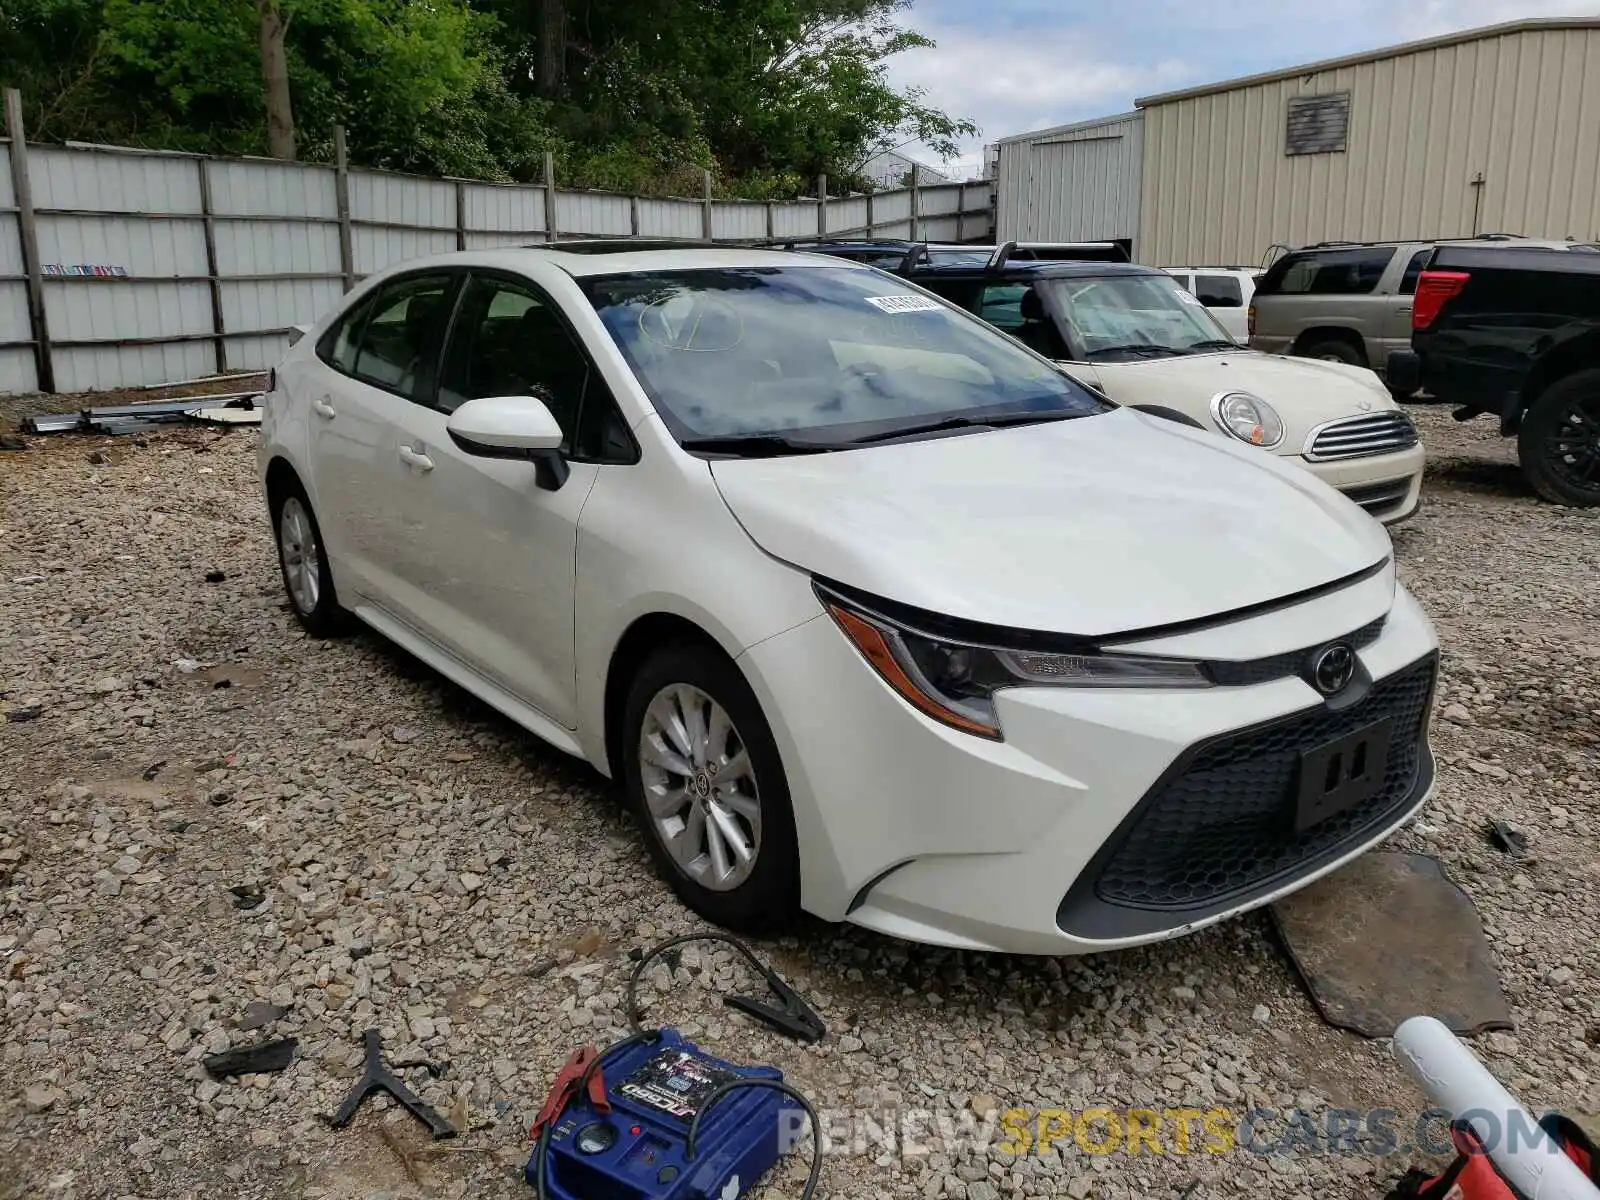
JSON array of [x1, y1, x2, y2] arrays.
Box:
[[259, 244, 1439, 955]]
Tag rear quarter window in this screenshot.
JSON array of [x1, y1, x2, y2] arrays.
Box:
[[1256, 248, 1395, 296]]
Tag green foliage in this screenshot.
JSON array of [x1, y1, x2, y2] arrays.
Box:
[[0, 0, 975, 194]]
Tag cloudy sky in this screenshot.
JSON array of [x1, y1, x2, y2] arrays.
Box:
[[886, 0, 1599, 174]]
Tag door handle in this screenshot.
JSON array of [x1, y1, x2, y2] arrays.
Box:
[[311, 397, 337, 420], [398, 445, 435, 472], [1397, 305, 1413, 314]]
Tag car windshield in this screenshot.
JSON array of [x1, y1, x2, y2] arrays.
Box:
[[1036, 274, 1237, 361], [584, 265, 1110, 448]]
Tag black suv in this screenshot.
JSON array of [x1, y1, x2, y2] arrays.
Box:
[[773, 238, 1129, 276]]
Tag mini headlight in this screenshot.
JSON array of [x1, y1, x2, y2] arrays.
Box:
[[818, 586, 1211, 740], [1211, 391, 1284, 449]]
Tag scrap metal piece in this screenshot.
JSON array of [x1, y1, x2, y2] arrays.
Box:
[[329, 1029, 457, 1140], [1270, 851, 1511, 1038], [1488, 820, 1528, 855], [22, 413, 80, 435], [203, 1037, 297, 1078]]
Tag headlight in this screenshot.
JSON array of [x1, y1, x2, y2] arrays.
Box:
[[818, 585, 1211, 740], [1211, 391, 1284, 448]]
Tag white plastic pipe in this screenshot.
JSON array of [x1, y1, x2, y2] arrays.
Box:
[[1393, 1016, 1599, 1200]]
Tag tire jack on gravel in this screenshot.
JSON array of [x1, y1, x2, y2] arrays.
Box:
[[329, 1028, 457, 1139]]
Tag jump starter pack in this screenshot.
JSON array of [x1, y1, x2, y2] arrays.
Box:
[[528, 1029, 800, 1200], [525, 934, 826, 1200]]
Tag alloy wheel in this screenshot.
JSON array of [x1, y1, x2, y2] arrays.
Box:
[[1543, 393, 1600, 499], [638, 684, 761, 892], [279, 497, 322, 614]]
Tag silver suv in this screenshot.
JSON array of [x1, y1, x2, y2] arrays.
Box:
[[1249, 236, 1578, 394]]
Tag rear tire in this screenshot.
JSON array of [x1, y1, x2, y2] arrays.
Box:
[[1298, 337, 1366, 367], [270, 480, 353, 637], [621, 640, 800, 933], [1517, 369, 1600, 507]]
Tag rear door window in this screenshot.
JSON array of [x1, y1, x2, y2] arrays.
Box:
[[348, 274, 457, 401], [1398, 249, 1433, 295], [1257, 248, 1395, 296], [1195, 274, 1244, 307]]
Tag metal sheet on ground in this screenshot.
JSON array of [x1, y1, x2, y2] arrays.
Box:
[[1270, 851, 1511, 1038]]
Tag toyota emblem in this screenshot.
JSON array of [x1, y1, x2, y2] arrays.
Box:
[[1311, 643, 1356, 695]]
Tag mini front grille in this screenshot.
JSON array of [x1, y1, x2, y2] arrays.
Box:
[[1305, 411, 1419, 461], [1057, 654, 1436, 937], [1206, 616, 1385, 687]]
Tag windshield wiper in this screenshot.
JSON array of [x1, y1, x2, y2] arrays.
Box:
[[1184, 339, 1242, 352], [846, 410, 1081, 445], [1087, 344, 1185, 359], [678, 433, 837, 457]]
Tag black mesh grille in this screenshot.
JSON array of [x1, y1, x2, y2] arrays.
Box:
[[1085, 655, 1435, 914], [1206, 617, 1386, 687]]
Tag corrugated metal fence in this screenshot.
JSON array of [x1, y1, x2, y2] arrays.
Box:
[[0, 93, 993, 395]]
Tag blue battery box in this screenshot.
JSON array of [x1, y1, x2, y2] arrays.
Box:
[[526, 1029, 802, 1200]]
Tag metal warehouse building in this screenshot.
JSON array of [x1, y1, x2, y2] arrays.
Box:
[[993, 112, 1143, 252], [996, 17, 1600, 266]]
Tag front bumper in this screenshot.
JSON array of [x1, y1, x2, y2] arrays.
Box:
[[1300, 442, 1426, 524], [739, 579, 1438, 955]]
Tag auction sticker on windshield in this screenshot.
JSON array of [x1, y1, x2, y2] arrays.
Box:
[[866, 294, 945, 314]]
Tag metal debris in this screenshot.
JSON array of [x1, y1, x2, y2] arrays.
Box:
[[22, 393, 262, 436], [202, 1038, 298, 1078]]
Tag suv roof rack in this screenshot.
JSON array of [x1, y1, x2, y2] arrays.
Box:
[[1298, 233, 1531, 250], [522, 238, 717, 254]]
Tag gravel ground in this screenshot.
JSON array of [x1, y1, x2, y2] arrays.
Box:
[[2, 406, 1597, 1200]]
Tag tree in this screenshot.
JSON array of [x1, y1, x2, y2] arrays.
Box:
[[2, 0, 974, 193], [257, 0, 294, 158]]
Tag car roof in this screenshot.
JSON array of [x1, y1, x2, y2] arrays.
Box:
[[371, 244, 874, 280], [908, 259, 1165, 281], [1163, 265, 1262, 273]]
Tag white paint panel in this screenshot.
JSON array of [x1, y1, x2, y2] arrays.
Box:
[[0, 143, 14, 208], [54, 341, 215, 393], [215, 220, 340, 276], [0, 347, 38, 395], [637, 199, 703, 238], [353, 227, 456, 275], [221, 278, 344, 333], [37, 213, 208, 276], [556, 192, 631, 236], [225, 333, 292, 370], [44, 280, 213, 340], [711, 203, 766, 239], [463, 184, 545, 233], [920, 215, 992, 242], [770, 202, 820, 238], [918, 185, 964, 217], [872, 220, 913, 239], [0, 213, 23, 276], [206, 160, 336, 218], [33, 147, 202, 214], [350, 171, 456, 229], [829, 197, 868, 233], [873, 192, 912, 223], [0, 282, 31, 341], [466, 230, 540, 249]]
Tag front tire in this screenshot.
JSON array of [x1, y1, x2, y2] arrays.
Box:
[[621, 641, 800, 932], [270, 481, 352, 637], [1518, 369, 1600, 507]]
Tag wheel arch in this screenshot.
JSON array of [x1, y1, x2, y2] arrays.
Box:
[[264, 455, 301, 511], [601, 611, 740, 782], [1512, 331, 1600, 430], [1291, 326, 1368, 362]]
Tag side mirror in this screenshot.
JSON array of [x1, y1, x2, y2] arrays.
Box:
[[446, 395, 569, 490]]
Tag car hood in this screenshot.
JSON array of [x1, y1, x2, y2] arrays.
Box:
[[1071, 350, 1397, 451], [709, 408, 1391, 638]]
